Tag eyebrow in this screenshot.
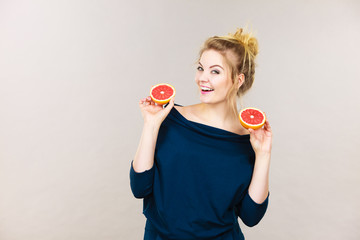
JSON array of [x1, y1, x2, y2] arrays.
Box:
[[198, 62, 224, 70]]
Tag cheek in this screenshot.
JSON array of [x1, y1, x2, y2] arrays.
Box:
[[217, 77, 231, 92]]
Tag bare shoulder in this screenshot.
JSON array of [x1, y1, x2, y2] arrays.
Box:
[[232, 124, 250, 136], [174, 104, 249, 136], [174, 104, 201, 122]]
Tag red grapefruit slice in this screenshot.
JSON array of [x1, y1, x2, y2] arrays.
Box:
[[150, 83, 176, 105], [239, 107, 266, 130]]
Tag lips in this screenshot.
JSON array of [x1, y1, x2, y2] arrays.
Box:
[[200, 89, 214, 94], [200, 85, 214, 92]]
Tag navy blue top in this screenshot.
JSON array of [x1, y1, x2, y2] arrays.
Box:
[[130, 103, 269, 240]]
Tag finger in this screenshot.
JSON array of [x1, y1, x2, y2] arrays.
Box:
[[147, 96, 154, 105], [164, 98, 175, 111], [145, 96, 151, 102], [139, 98, 146, 105], [167, 97, 174, 105], [166, 97, 174, 107], [249, 128, 256, 136], [265, 119, 271, 127], [140, 96, 150, 103], [264, 120, 272, 131]]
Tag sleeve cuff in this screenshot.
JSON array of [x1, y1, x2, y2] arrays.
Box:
[[237, 190, 269, 227], [129, 160, 155, 198], [244, 190, 270, 206], [130, 160, 155, 181]]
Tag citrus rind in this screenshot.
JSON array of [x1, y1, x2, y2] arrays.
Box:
[[149, 83, 176, 105], [238, 107, 266, 130]]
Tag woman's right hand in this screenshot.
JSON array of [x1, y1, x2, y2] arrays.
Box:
[[139, 96, 175, 126]]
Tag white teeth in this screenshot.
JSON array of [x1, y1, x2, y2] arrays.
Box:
[[201, 86, 214, 91]]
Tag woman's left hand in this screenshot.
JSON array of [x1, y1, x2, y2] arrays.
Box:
[[248, 115, 272, 156]]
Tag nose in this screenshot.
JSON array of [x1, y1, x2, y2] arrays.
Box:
[[198, 71, 210, 83]]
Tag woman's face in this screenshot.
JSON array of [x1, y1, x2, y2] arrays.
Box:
[[195, 49, 233, 104]]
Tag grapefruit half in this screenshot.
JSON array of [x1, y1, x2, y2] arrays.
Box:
[[150, 83, 176, 105], [239, 107, 266, 130]]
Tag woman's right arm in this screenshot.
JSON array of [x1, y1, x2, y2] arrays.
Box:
[[130, 96, 174, 198], [132, 122, 161, 173]]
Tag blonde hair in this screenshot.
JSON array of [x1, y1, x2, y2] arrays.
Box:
[[198, 27, 259, 116]]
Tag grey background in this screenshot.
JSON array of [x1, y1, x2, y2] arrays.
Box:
[[1, 0, 359, 239]]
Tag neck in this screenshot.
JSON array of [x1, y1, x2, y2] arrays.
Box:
[[197, 101, 238, 126]]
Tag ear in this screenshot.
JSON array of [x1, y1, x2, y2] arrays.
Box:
[[237, 73, 245, 89]]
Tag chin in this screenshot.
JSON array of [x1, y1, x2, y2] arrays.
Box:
[[199, 95, 210, 102], [199, 98, 215, 104], [199, 96, 226, 105]]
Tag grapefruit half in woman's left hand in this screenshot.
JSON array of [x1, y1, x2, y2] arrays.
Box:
[[239, 107, 266, 130]]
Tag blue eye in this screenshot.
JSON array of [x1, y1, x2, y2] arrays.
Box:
[[197, 66, 204, 71], [211, 70, 220, 74]]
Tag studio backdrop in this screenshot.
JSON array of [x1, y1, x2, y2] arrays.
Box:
[[0, 0, 359, 239]]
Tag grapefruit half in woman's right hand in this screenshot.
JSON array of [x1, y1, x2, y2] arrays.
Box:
[[150, 83, 176, 105]]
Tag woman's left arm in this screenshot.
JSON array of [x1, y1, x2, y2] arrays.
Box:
[[248, 117, 272, 204]]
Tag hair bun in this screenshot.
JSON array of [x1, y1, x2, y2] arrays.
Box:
[[230, 28, 259, 57]]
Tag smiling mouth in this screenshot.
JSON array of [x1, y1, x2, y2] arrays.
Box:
[[200, 87, 214, 92], [201, 89, 214, 94]]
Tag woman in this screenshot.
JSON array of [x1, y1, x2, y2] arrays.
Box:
[[130, 28, 272, 240]]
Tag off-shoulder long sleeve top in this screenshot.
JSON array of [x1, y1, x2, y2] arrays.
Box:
[[130, 103, 269, 240]]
